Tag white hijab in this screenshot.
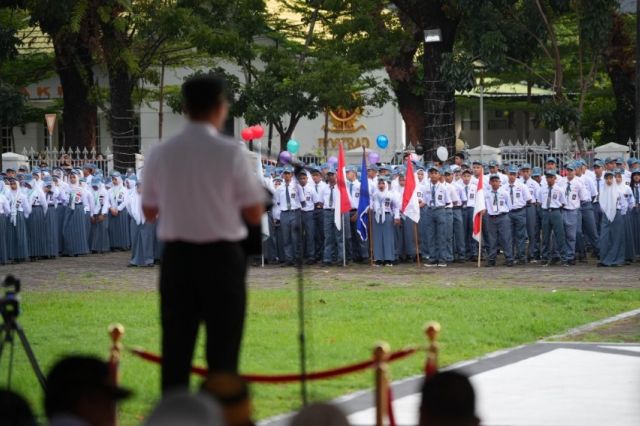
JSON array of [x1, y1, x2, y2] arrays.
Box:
[[599, 179, 620, 222]]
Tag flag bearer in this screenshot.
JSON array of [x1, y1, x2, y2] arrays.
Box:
[[320, 169, 349, 265], [371, 176, 400, 266], [461, 169, 477, 261]]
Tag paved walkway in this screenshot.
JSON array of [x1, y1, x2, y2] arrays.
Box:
[[262, 342, 640, 426]]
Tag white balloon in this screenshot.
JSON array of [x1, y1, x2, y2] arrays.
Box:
[[436, 146, 448, 162]]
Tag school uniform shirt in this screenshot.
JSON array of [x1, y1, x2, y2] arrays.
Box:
[[578, 174, 597, 201], [618, 183, 633, 214], [461, 181, 478, 208], [416, 179, 428, 206], [453, 181, 468, 206], [299, 184, 318, 212], [26, 187, 48, 215], [422, 181, 451, 208], [273, 181, 303, 214], [109, 182, 129, 213], [7, 189, 31, 222], [67, 185, 92, 211], [538, 184, 567, 210], [519, 177, 540, 204], [0, 193, 10, 214], [346, 179, 361, 209], [563, 178, 588, 210], [484, 187, 511, 215], [90, 187, 110, 216], [484, 173, 508, 186], [371, 189, 400, 223], [320, 184, 339, 210], [588, 174, 605, 203], [310, 180, 328, 204], [45, 187, 63, 207], [502, 181, 531, 210]]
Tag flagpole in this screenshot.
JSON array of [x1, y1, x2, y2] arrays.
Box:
[[413, 222, 420, 266], [342, 214, 346, 267], [477, 212, 483, 268], [369, 211, 374, 266]]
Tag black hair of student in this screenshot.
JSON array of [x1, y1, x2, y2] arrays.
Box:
[[0, 389, 37, 426], [182, 75, 228, 119], [420, 371, 477, 422]]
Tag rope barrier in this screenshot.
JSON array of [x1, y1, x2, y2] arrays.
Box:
[[127, 346, 421, 384]]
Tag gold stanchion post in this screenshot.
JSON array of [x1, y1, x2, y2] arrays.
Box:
[[424, 321, 440, 378], [373, 341, 390, 426], [108, 324, 125, 426]]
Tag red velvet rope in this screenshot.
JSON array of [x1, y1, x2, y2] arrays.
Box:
[[127, 347, 419, 384], [387, 386, 397, 426]]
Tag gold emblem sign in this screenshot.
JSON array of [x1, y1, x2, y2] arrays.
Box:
[[326, 107, 367, 133]]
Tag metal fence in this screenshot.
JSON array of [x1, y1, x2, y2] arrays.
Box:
[[22, 147, 113, 175]]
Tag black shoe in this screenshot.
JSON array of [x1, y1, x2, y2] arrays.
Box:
[[485, 261, 496, 267], [542, 261, 551, 267], [322, 261, 333, 266], [305, 259, 316, 265], [562, 262, 570, 267], [425, 261, 438, 267], [597, 262, 608, 267], [568, 260, 576, 265], [506, 261, 514, 267]]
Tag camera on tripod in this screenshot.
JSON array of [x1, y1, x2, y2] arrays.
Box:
[[0, 275, 20, 322]]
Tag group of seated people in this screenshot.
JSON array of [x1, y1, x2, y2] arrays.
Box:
[[0, 355, 479, 426]]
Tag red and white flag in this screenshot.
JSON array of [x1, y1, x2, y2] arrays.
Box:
[[401, 158, 420, 223], [335, 143, 352, 230], [472, 172, 486, 242]]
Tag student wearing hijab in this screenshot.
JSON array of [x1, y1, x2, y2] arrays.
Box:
[[89, 177, 110, 253], [0, 189, 10, 264], [43, 177, 61, 258], [7, 177, 31, 262], [24, 175, 48, 260], [62, 171, 91, 256], [598, 170, 624, 267], [108, 172, 131, 251], [630, 170, 640, 258], [127, 182, 154, 267], [371, 176, 401, 266], [53, 175, 68, 255], [615, 169, 635, 263]]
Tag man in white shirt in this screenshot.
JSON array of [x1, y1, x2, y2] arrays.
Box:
[[538, 170, 568, 266], [518, 163, 540, 261], [505, 165, 532, 264], [142, 75, 266, 393], [298, 170, 318, 264], [563, 162, 588, 264], [484, 174, 514, 267], [272, 165, 303, 266]]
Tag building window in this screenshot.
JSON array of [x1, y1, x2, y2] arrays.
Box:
[[1, 126, 13, 153], [488, 110, 513, 130], [461, 108, 480, 130]]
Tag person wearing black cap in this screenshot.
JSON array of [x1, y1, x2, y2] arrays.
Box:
[[45, 355, 131, 426]]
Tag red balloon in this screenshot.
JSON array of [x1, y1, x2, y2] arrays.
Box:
[[251, 125, 264, 139], [241, 128, 254, 141]]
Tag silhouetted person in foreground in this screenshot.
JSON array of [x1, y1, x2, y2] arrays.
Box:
[[45, 356, 131, 426], [419, 371, 480, 426], [0, 389, 37, 426]]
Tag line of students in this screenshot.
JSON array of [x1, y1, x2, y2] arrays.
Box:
[[0, 165, 161, 267], [261, 156, 640, 268]]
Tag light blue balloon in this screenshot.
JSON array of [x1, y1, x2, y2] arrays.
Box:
[[287, 139, 300, 154], [376, 135, 389, 149]]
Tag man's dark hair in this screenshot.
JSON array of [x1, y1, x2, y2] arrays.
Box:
[[0, 389, 37, 426], [182, 75, 228, 118], [420, 371, 478, 425]]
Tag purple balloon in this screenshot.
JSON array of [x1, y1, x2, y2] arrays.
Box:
[[328, 156, 338, 166], [279, 150, 292, 164], [368, 152, 380, 164]]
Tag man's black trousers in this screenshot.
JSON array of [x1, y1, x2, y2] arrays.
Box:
[[160, 241, 247, 393]]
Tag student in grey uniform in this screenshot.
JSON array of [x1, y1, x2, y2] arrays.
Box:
[[108, 172, 131, 251], [272, 165, 302, 266], [63, 171, 91, 256], [562, 163, 587, 265], [416, 166, 430, 259], [591, 160, 605, 230], [127, 182, 155, 267], [575, 160, 599, 260], [0, 190, 10, 264], [24, 175, 48, 260], [518, 164, 540, 261], [538, 170, 568, 266], [616, 169, 635, 263], [89, 178, 111, 253], [53, 174, 68, 254], [505, 166, 531, 264], [6, 177, 31, 262], [298, 170, 318, 264], [320, 169, 350, 265], [423, 166, 451, 267], [264, 176, 281, 264], [630, 170, 640, 259], [310, 167, 327, 262], [43, 178, 61, 258], [445, 167, 466, 263], [395, 173, 418, 262], [460, 169, 477, 261], [598, 170, 625, 266], [484, 174, 514, 267], [371, 176, 400, 266], [346, 165, 368, 263]]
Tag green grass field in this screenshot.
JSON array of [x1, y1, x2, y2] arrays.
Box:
[[3, 282, 639, 425]]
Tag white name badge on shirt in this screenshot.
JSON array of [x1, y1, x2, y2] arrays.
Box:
[[499, 200, 504, 206], [355, 191, 360, 197], [437, 194, 443, 201], [306, 195, 311, 201], [384, 198, 390, 208], [572, 194, 577, 200], [291, 193, 296, 199], [516, 192, 521, 198], [417, 192, 422, 198], [552, 193, 558, 200], [470, 193, 475, 199]]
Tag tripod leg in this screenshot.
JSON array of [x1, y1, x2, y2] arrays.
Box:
[[14, 323, 47, 390]]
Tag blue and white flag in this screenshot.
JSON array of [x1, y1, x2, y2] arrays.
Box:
[[356, 149, 370, 241]]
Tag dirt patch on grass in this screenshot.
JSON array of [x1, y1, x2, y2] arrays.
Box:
[[555, 314, 640, 343]]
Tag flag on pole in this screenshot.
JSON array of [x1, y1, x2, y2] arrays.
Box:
[[356, 149, 370, 241], [472, 172, 486, 242], [334, 143, 351, 230], [401, 158, 421, 223]]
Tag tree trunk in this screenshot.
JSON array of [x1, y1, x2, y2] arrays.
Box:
[[108, 68, 136, 172], [422, 17, 457, 161], [52, 35, 97, 150], [395, 81, 424, 147], [158, 61, 166, 141], [605, 12, 636, 143]]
